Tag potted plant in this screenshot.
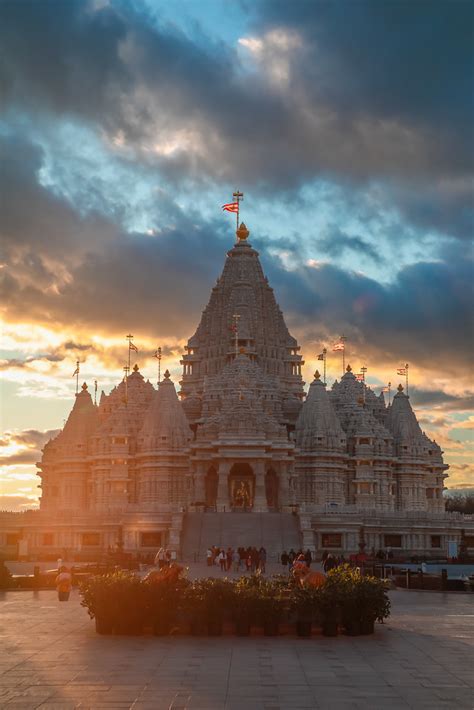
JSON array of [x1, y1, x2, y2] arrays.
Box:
[[202, 578, 233, 636], [80, 570, 144, 635], [290, 585, 319, 637], [182, 580, 209, 636], [144, 569, 188, 636], [356, 575, 391, 634], [231, 581, 259, 636]]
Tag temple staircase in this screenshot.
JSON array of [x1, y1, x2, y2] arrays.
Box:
[[180, 512, 302, 562]]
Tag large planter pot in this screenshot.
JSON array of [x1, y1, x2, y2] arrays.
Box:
[[207, 618, 223, 636], [322, 619, 338, 637], [95, 616, 114, 635], [235, 618, 251, 636], [344, 619, 361, 636], [58, 591, 70, 601], [153, 618, 172, 636], [360, 618, 375, 635], [296, 620, 312, 638], [190, 619, 208, 636], [115, 616, 143, 635], [263, 620, 279, 637]]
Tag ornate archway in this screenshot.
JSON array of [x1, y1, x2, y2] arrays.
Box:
[[265, 468, 279, 509], [205, 466, 218, 508], [229, 463, 255, 510]]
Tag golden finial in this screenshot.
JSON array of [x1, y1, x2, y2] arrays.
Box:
[[397, 383, 404, 392], [314, 370, 321, 380], [164, 369, 171, 379], [346, 364, 352, 372], [133, 363, 139, 372], [81, 382, 88, 390], [236, 222, 249, 241]]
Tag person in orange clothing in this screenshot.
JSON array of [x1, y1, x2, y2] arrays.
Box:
[[55, 566, 72, 601]]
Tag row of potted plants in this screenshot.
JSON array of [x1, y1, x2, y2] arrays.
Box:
[[79, 565, 390, 638]]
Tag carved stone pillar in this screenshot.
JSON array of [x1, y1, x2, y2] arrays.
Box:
[[253, 460, 267, 512], [217, 460, 231, 511], [194, 462, 206, 503], [278, 463, 291, 509]]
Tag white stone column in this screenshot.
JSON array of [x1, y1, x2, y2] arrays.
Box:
[[217, 461, 230, 511], [194, 462, 206, 503], [253, 460, 268, 512]]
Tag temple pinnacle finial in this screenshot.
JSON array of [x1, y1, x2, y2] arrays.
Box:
[[236, 222, 249, 241], [81, 382, 88, 391], [164, 369, 171, 379], [314, 370, 321, 380], [346, 364, 352, 372], [133, 364, 139, 372], [397, 383, 404, 392]]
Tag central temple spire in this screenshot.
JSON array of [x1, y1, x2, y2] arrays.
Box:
[[180, 221, 304, 424]]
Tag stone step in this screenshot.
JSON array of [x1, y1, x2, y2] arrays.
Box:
[[180, 512, 302, 562]]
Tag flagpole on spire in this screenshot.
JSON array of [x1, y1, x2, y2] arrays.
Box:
[[233, 190, 244, 230], [396, 363, 409, 396], [154, 347, 162, 385], [332, 335, 346, 375], [94, 379, 98, 406], [388, 381, 392, 405], [317, 348, 327, 384], [123, 365, 129, 406], [126, 334, 138, 372], [72, 360, 80, 395]]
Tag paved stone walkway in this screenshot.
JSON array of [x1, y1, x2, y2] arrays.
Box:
[[0, 589, 472, 709]]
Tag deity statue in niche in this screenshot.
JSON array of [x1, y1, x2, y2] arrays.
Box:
[[233, 480, 252, 508]]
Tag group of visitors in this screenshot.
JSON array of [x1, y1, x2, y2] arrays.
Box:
[[206, 546, 267, 573], [153, 548, 173, 569], [280, 548, 313, 568]]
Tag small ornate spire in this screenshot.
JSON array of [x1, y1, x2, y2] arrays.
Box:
[[346, 364, 352, 372], [133, 363, 139, 372], [236, 222, 249, 241], [164, 369, 171, 379], [314, 370, 321, 380], [81, 382, 88, 390], [397, 383, 404, 392]]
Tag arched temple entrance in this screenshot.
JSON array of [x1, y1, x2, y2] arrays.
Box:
[[265, 468, 279, 509], [205, 466, 218, 508], [229, 463, 255, 510]]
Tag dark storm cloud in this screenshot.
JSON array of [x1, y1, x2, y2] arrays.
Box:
[[317, 229, 383, 265], [0, 0, 472, 240], [409, 390, 474, 412]]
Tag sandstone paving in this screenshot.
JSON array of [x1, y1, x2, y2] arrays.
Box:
[[0, 589, 473, 709]]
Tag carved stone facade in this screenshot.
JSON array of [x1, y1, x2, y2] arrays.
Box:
[[1, 225, 472, 558]]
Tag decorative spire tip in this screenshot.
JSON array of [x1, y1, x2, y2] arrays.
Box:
[[236, 222, 249, 241], [346, 364, 352, 372], [314, 370, 321, 380]]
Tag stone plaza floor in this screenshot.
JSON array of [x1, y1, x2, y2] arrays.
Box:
[[0, 586, 473, 710]]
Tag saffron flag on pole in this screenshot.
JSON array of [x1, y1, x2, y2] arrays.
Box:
[[317, 352, 325, 361], [333, 342, 345, 351], [356, 374, 364, 381], [382, 386, 389, 392], [129, 342, 138, 352], [397, 367, 406, 375], [222, 202, 239, 213], [72, 366, 79, 377]]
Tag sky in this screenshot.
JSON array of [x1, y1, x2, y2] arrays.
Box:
[[0, 0, 473, 511]]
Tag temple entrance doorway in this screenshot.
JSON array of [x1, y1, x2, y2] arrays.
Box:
[[265, 468, 279, 510], [229, 463, 255, 511], [205, 466, 218, 508]]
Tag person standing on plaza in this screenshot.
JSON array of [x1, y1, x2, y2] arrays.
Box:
[[288, 549, 296, 567], [323, 553, 337, 573], [304, 549, 312, 568], [226, 547, 233, 571], [281, 550, 289, 567], [55, 566, 72, 601], [206, 547, 213, 566], [258, 546, 267, 573], [232, 548, 240, 573], [218, 549, 226, 572]]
